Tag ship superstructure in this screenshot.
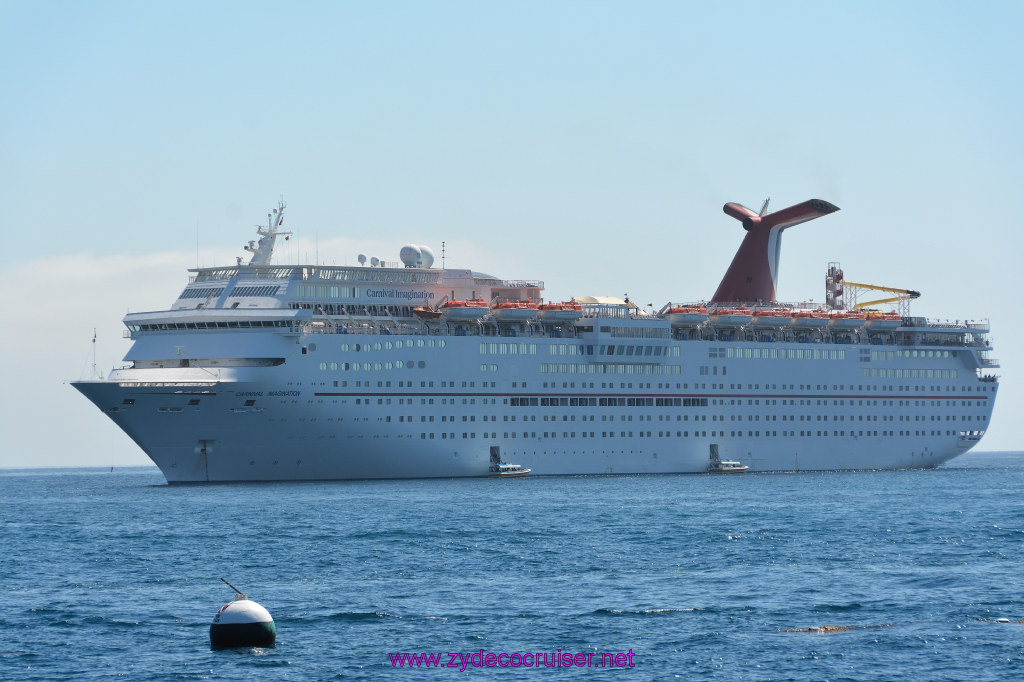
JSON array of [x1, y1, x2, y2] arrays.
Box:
[[73, 199, 998, 482]]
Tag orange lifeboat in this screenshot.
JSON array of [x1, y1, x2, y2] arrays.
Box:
[[751, 308, 793, 328], [411, 304, 441, 321], [707, 306, 753, 327], [440, 298, 488, 321], [490, 299, 540, 322], [790, 309, 830, 329], [828, 310, 867, 329], [664, 305, 708, 327], [864, 310, 903, 329], [537, 300, 583, 322]]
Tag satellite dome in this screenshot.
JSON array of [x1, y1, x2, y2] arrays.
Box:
[[370, 256, 379, 267], [400, 244, 422, 268], [357, 253, 367, 265], [418, 246, 435, 269]]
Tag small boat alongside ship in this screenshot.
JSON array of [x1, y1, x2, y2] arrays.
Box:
[[488, 447, 530, 477], [488, 463, 531, 478], [708, 459, 749, 474]]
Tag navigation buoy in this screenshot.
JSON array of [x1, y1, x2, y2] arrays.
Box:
[[210, 578, 276, 648]]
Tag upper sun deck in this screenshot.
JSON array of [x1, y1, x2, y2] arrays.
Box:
[[179, 200, 540, 306], [189, 264, 450, 285], [177, 264, 543, 310]]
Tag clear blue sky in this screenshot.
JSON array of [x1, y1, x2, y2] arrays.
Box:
[[2, 1, 1021, 467]]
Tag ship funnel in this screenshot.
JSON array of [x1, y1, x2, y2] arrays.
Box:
[[712, 198, 839, 303]]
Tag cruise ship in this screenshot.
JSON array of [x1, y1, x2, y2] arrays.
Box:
[[73, 198, 999, 482]]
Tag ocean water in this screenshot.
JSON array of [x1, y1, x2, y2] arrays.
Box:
[[2, 452, 1024, 681]]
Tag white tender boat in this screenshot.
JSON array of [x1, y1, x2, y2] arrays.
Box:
[[708, 459, 749, 473], [488, 463, 531, 478]]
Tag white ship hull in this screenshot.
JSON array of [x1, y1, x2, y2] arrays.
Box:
[[73, 332, 996, 483]]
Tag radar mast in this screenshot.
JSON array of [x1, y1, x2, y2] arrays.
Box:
[[244, 199, 292, 266]]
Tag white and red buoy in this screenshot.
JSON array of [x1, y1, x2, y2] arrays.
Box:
[[210, 578, 276, 648]]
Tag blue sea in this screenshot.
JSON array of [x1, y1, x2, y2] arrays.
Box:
[[3, 452, 1024, 681]]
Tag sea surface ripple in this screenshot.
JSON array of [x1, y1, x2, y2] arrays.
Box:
[[2, 451, 1023, 680]]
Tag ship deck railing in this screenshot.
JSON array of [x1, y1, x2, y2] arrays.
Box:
[[292, 317, 993, 352]]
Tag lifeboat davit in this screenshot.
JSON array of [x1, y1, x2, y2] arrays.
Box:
[[707, 306, 753, 327], [490, 299, 540, 322], [664, 305, 708, 327], [751, 308, 793, 328], [440, 298, 488, 321], [790, 310, 830, 329], [537, 301, 583, 322], [864, 310, 903, 329], [828, 310, 867, 329]]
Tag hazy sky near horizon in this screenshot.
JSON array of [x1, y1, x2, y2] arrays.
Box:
[[2, 1, 1021, 467]]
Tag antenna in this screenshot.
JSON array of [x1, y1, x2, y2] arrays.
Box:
[[441, 241, 446, 270], [220, 577, 244, 595], [220, 577, 247, 600], [91, 329, 99, 379]]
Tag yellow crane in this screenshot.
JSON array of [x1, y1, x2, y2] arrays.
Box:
[[826, 262, 920, 317]]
